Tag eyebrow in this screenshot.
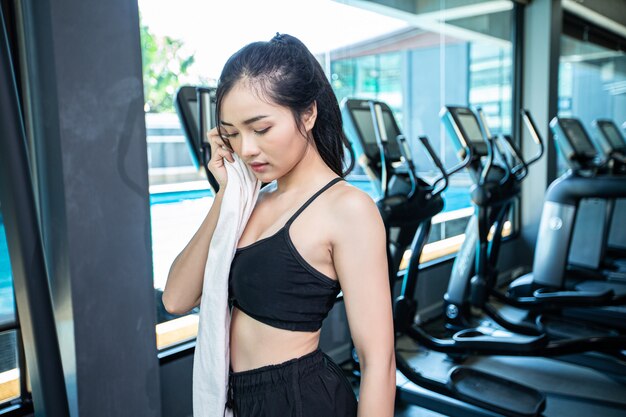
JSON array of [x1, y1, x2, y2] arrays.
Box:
[[220, 115, 269, 127]]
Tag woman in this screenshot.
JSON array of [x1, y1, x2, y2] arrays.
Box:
[[163, 33, 395, 417]]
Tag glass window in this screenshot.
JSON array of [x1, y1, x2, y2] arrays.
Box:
[[0, 204, 21, 406], [0, 330, 19, 406], [558, 32, 626, 173], [138, 0, 517, 348], [0, 207, 15, 330], [139, 0, 412, 348], [329, 1, 515, 253]]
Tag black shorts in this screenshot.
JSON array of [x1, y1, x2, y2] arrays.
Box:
[[226, 348, 358, 417]]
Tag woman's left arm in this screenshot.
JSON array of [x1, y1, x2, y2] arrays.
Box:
[[332, 188, 396, 417]]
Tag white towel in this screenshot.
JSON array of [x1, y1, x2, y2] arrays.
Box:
[[193, 154, 261, 417]]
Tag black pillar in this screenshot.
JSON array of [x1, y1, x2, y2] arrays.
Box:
[[17, 0, 161, 415], [520, 0, 562, 255]]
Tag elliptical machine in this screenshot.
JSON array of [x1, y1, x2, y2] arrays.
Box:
[[433, 107, 626, 378], [438, 108, 622, 320], [593, 119, 626, 268], [343, 99, 626, 416], [507, 116, 626, 330], [341, 98, 450, 371], [342, 98, 549, 417], [440, 106, 544, 331], [565, 118, 626, 280], [174, 85, 221, 192], [397, 105, 626, 353]]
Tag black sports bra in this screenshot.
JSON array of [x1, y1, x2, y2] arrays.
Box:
[[228, 177, 344, 332]]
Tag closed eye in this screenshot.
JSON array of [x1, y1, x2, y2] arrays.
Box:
[[220, 132, 238, 139], [254, 127, 271, 135]]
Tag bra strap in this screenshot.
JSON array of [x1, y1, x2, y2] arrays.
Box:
[[285, 177, 344, 227]]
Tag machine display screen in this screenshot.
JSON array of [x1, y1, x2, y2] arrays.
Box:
[[190, 98, 216, 131], [560, 119, 597, 155], [175, 86, 218, 171], [181, 94, 216, 142], [352, 108, 402, 159], [457, 113, 484, 145], [598, 121, 626, 151], [187, 99, 199, 129]]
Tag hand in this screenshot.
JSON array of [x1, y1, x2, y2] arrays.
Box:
[[206, 127, 235, 189]]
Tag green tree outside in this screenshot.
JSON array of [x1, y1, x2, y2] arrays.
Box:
[[140, 20, 195, 113]]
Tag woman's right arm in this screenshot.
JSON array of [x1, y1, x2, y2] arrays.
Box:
[[161, 189, 225, 315], [162, 126, 234, 315]]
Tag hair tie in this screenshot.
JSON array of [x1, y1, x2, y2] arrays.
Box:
[[272, 32, 285, 43]]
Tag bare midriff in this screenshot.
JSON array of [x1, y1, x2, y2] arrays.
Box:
[[229, 306, 321, 372]]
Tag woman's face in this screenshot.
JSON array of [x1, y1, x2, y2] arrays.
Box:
[[219, 80, 314, 182]]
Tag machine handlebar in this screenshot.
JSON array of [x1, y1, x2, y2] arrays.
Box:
[[521, 109, 545, 166], [368, 101, 420, 199], [417, 136, 448, 197], [474, 107, 497, 186], [369, 101, 391, 198], [480, 108, 545, 184]]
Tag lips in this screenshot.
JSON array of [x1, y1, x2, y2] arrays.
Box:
[[249, 162, 269, 172]]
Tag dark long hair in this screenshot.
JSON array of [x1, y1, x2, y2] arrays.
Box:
[[215, 33, 349, 177]]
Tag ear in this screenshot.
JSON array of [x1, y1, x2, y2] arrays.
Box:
[[302, 101, 317, 132]]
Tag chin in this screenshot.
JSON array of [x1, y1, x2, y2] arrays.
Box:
[[251, 171, 277, 183], [250, 165, 290, 184]]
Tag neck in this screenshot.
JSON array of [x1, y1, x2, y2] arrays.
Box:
[[275, 141, 337, 194]]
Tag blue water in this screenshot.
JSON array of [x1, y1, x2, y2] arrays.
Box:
[[442, 187, 472, 213], [1, 180, 471, 319], [352, 180, 471, 213], [0, 215, 15, 320], [150, 179, 471, 213]]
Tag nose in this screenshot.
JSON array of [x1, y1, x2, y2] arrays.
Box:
[[239, 132, 261, 159]]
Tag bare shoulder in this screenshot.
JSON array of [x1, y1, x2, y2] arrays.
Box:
[[327, 181, 384, 236], [329, 181, 377, 212]]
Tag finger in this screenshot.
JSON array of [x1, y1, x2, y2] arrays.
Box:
[[212, 134, 233, 154], [222, 148, 235, 163], [213, 147, 235, 164], [207, 127, 225, 150]]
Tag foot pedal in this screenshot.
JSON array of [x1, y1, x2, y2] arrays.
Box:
[[536, 314, 618, 339], [607, 270, 626, 283], [448, 367, 546, 417]]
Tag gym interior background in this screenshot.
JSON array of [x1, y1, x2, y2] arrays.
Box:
[[0, 0, 625, 416]]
